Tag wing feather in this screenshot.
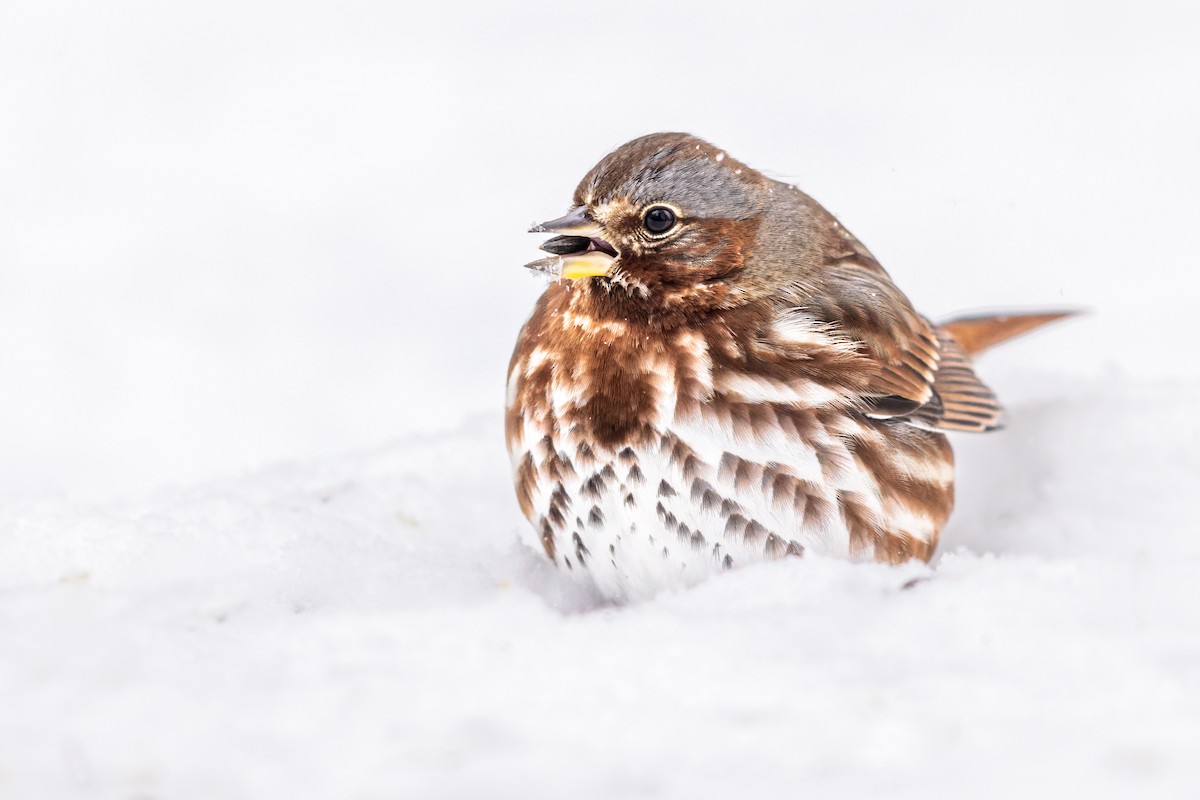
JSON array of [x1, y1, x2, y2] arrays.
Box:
[[766, 254, 1006, 433]]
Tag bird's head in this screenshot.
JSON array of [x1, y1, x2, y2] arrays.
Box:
[[528, 133, 786, 312]]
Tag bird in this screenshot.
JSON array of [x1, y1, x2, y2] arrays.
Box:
[[506, 132, 1069, 602]]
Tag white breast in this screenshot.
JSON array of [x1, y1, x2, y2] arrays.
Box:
[[509, 401, 869, 602]]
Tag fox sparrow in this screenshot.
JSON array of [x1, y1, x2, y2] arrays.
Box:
[[507, 132, 1066, 601]]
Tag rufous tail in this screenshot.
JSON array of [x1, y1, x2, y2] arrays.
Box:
[[941, 311, 1077, 357]]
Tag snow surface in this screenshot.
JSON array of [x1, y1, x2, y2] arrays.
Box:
[[4, 376, 1200, 799], [3, 1, 1200, 798]]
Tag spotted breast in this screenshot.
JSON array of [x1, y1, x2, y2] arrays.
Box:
[[505, 284, 956, 602]]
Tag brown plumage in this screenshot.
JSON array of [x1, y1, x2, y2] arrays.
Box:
[[506, 132, 1069, 601]]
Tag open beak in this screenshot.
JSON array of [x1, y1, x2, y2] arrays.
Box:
[[526, 206, 618, 280]]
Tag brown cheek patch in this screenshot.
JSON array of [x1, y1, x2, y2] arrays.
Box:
[[634, 217, 760, 287]]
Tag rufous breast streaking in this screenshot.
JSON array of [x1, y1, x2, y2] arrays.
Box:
[[506, 132, 1068, 602]]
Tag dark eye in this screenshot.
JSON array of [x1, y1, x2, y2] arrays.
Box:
[[643, 206, 677, 235]]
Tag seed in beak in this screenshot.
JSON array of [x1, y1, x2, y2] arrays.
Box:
[[539, 235, 593, 256]]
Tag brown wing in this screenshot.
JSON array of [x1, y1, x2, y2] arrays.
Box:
[[801, 256, 943, 420], [911, 310, 1077, 431], [813, 221, 943, 411], [784, 251, 1006, 431], [769, 201, 1059, 433], [847, 315, 1003, 433], [911, 329, 1004, 432]]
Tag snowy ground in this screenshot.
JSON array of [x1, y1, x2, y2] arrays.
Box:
[[4, 372, 1200, 799], [3, 1, 1200, 798]]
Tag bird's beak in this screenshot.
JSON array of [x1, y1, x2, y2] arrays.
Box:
[[527, 206, 618, 280], [529, 206, 603, 237]]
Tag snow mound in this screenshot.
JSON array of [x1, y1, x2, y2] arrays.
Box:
[[2, 373, 1199, 799]]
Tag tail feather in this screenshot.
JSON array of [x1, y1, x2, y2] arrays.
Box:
[[941, 310, 1078, 357]]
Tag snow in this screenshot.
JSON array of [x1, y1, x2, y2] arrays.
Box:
[[3, 1, 1200, 798], [4, 381, 1199, 798]]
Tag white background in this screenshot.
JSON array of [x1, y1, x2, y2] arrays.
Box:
[[3, 0, 1195, 499], [2, 2, 1199, 798]]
